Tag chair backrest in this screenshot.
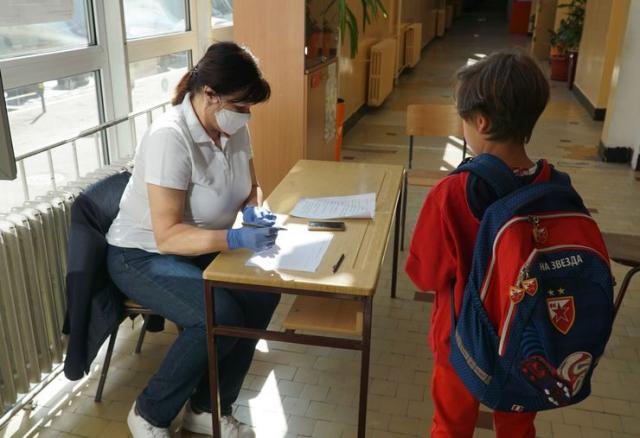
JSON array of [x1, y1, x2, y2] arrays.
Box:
[[406, 104, 463, 138], [81, 171, 131, 235]]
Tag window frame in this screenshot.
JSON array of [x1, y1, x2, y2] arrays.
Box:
[[0, 71, 16, 180], [210, 0, 233, 42], [0, 0, 212, 196], [0, 0, 109, 164]]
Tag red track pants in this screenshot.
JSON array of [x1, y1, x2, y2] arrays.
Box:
[[431, 362, 537, 438]]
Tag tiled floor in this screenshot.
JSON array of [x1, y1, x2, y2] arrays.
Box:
[[3, 10, 640, 438]]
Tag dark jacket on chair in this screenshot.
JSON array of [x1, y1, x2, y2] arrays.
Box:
[[62, 171, 164, 380]]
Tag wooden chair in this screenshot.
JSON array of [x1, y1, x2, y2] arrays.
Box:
[[75, 171, 167, 402], [401, 104, 465, 250], [94, 299, 157, 402], [602, 232, 640, 321]]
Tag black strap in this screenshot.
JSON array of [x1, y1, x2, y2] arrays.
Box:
[[453, 154, 519, 199]]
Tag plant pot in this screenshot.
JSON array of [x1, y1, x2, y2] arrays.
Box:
[[335, 98, 345, 161], [550, 46, 563, 58], [550, 54, 569, 81], [567, 50, 579, 90], [322, 30, 333, 58], [306, 31, 322, 59]]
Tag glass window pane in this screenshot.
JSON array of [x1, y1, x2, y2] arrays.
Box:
[[129, 51, 190, 112], [211, 0, 233, 27], [305, 0, 338, 70], [123, 0, 187, 40], [0, 71, 102, 212], [5, 71, 101, 157], [0, 132, 105, 214], [0, 0, 92, 60]]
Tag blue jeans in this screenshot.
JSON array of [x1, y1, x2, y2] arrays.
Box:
[[106, 245, 280, 428]]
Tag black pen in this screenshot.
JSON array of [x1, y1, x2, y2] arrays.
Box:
[[242, 222, 288, 231], [332, 253, 345, 273]]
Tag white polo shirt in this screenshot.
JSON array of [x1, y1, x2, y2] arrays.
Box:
[[106, 93, 252, 252]]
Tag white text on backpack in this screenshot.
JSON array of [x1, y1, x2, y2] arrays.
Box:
[[539, 255, 584, 272]]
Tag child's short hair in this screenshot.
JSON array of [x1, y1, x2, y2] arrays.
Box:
[[455, 50, 550, 144]]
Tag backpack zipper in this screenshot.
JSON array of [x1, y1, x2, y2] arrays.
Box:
[[480, 212, 596, 301], [497, 243, 609, 356]]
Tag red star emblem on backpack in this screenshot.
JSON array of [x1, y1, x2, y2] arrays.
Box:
[[547, 296, 575, 334]]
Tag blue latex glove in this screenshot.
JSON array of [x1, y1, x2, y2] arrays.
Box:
[[242, 206, 276, 227], [227, 227, 279, 252]]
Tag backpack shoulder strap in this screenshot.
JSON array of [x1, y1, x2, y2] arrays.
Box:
[[452, 153, 519, 198]]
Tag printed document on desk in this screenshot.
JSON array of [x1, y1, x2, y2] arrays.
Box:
[[246, 225, 333, 272], [290, 192, 376, 219]]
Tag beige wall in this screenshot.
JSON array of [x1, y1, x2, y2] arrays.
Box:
[[530, 0, 557, 60], [338, 0, 443, 120], [402, 0, 439, 47], [339, 37, 380, 119], [338, 0, 399, 119], [601, 2, 638, 168], [574, 0, 629, 109], [553, 3, 568, 31]]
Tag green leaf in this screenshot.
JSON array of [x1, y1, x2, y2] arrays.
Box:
[[338, 0, 388, 58], [362, 0, 371, 32], [375, 0, 389, 18], [339, 0, 346, 41], [347, 6, 358, 57]]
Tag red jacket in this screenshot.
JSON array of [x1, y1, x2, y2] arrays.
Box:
[[405, 160, 551, 366]]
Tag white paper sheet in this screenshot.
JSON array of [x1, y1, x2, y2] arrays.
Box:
[[245, 224, 333, 273], [289, 193, 376, 220]]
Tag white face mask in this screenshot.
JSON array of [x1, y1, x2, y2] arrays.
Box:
[[215, 108, 251, 135]]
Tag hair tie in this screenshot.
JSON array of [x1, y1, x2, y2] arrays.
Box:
[[191, 65, 199, 78]]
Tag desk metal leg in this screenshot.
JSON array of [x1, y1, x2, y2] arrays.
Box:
[[204, 281, 222, 438], [204, 282, 381, 436], [392, 181, 402, 299], [358, 297, 373, 438], [400, 170, 408, 252], [408, 135, 414, 170], [402, 135, 413, 253]]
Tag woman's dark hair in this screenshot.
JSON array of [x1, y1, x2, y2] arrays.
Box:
[[172, 42, 271, 106], [454, 50, 549, 144]]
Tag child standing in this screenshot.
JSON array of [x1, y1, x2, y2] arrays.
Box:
[[406, 51, 552, 437]]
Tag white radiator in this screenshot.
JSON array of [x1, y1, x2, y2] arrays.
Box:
[[0, 162, 129, 413], [404, 23, 423, 68], [368, 38, 397, 107]]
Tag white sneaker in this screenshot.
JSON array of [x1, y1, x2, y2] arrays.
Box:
[[182, 402, 255, 438], [127, 401, 171, 438]]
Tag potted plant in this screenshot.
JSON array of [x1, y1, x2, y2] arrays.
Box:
[[548, 30, 569, 81], [306, 3, 323, 60], [334, 0, 388, 58], [306, 0, 388, 59], [331, 0, 388, 160], [322, 19, 335, 58], [548, 0, 586, 84]]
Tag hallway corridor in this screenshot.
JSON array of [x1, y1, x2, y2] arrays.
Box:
[[2, 10, 639, 438]]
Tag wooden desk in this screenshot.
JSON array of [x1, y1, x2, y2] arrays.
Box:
[[203, 160, 404, 438]]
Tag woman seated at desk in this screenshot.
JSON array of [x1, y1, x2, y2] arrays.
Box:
[[106, 42, 280, 438]]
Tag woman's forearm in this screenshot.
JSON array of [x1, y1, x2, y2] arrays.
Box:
[[155, 223, 229, 256], [244, 184, 263, 207]]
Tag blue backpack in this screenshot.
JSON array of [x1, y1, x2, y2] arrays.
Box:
[[449, 154, 614, 412]]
